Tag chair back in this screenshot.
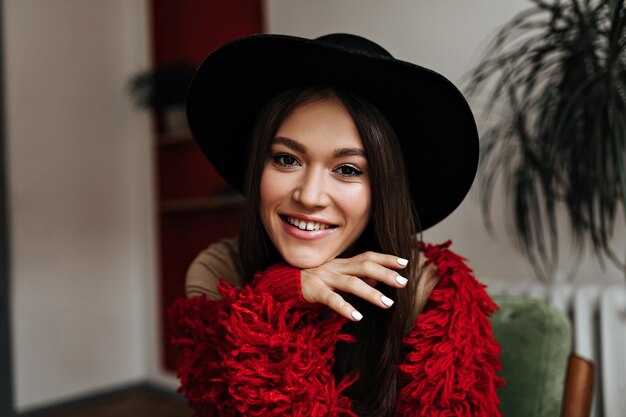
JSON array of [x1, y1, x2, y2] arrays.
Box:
[[490, 296, 571, 417]]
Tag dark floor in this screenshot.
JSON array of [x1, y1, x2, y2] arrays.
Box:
[[28, 390, 194, 417]]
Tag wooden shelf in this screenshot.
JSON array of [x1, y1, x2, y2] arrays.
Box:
[[157, 130, 194, 146], [160, 193, 244, 214]]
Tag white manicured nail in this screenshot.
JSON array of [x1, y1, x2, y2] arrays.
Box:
[[352, 310, 363, 321], [397, 257, 409, 266], [396, 276, 408, 286], [381, 295, 394, 307]]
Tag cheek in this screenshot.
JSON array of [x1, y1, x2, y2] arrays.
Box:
[[356, 200, 372, 233], [259, 166, 291, 225], [361, 184, 372, 217], [353, 182, 372, 219], [339, 182, 372, 231]]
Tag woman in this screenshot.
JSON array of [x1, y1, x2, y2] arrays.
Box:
[[168, 33, 503, 417]]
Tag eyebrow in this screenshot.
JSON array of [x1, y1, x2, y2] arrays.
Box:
[[272, 136, 367, 158], [333, 148, 367, 158], [273, 136, 307, 154]]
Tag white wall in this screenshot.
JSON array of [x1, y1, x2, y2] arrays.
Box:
[[4, 0, 165, 411], [265, 0, 626, 285]]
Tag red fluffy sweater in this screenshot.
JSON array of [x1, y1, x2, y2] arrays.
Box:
[[167, 241, 504, 416]]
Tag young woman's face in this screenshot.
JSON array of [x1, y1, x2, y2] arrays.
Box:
[[259, 98, 372, 269]]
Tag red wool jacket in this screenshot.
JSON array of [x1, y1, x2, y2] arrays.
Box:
[[167, 241, 504, 416]]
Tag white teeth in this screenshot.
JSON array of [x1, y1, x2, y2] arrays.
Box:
[[285, 216, 332, 231]]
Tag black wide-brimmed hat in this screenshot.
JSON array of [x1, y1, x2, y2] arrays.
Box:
[[186, 33, 478, 231]]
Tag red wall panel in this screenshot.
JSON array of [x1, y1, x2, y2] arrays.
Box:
[[160, 208, 243, 372], [157, 141, 230, 201], [151, 0, 263, 374], [151, 0, 264, 65]]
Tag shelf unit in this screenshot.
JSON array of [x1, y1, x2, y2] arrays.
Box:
[[156, 128, 244, 372], [150, 0, 264, 374]]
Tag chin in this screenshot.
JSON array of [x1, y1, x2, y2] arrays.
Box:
[[280, 249, 333, 269]]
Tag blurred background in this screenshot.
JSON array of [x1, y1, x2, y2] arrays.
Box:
[[0, 0, 624, 416]]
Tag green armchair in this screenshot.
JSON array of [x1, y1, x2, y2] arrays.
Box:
[[490, 296, 594, 417]]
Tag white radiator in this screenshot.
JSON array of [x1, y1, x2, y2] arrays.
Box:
[[487, 283, 626, 417]]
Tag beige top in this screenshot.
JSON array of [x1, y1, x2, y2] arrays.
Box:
[[185, 237, 244, 299], [185, 237, 440, 317]]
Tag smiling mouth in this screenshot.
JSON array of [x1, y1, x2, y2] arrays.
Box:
[[280, 215, 338, 231]]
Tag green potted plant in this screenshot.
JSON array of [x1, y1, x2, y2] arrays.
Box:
[[465, 0, 626, 281], [129, 61, 196, 132]]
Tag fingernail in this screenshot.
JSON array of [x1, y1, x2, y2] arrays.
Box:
[[397, 258, 409, 266], [396, 275, 408, 286], [352, 310, 363, 321], [381, 295, 394, 307]]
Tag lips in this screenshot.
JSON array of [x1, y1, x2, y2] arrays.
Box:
[[279, 213, 338, 232]]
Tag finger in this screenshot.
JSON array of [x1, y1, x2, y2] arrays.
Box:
[[334, 275, 394, 309], [362, 277, 377, 287], [354, 251, 410, 270], [339, 259, 409, 288], [417, 250, 429, 268], [322, 290, 363, 321]]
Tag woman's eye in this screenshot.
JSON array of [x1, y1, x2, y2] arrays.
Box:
[[272, 154, 300, 167], [335, 165, 363, 177]]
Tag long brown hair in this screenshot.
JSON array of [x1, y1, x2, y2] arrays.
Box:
[[239, 85, 424, 417]]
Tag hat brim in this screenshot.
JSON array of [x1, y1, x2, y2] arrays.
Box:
[[186, 34, 478, 231]]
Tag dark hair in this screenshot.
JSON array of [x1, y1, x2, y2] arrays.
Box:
[[238, 85, 423, 417]]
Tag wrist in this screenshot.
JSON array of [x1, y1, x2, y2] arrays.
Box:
[[251, 262, 310, 306]]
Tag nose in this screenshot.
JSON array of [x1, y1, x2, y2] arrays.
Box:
[[292, 168, 331, 209]]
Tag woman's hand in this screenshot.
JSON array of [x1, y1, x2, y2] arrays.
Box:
[[300, 251, 410, 322]]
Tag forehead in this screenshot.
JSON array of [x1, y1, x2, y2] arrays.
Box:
[[274, 98, 365, 151]]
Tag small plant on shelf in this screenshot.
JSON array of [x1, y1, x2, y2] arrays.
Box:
[[129, 61, 196, 132]]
